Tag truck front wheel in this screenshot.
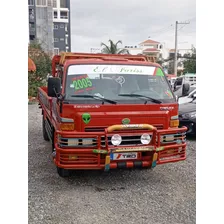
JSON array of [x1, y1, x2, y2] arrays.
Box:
[[42, 116, 50, 141], [57, 167, 71, 177]]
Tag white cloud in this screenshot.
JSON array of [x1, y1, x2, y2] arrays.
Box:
[[70, 0, 196, 52]]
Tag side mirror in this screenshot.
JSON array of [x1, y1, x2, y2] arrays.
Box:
[[47, 77, 61, 97], [182, 83, 190, 96], [193, 93, 196, 100]]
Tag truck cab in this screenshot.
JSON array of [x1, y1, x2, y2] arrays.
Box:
[[173, 73, 196, 92], [38, 53, 188, 177]]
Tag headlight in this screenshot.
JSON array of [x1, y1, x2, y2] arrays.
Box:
[[111, 134, 122, 146], [182, 112, 196, 119], [141, 133, 151, 144]]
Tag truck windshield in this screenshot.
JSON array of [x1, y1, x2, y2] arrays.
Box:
[[65, 64, 175, 104]]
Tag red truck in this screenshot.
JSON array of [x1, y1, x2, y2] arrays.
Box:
[[38, 52, 190, 177]]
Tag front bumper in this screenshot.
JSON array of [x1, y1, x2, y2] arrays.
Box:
[[179, 119, 196, 136], [53, 124, 187, 170]]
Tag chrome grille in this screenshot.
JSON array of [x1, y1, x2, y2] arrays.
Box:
[[85, 127, 106, 132], [58, 136, 97, 148], [159, 133, 186, 145], [107, 135, 143, 146]]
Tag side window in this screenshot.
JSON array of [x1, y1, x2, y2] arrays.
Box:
[[176, 78, 183, 85]]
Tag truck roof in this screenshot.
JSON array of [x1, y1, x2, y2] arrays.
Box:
[[52, 52, 160, 76]]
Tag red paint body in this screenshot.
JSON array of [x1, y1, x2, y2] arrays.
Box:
[[38, 53, 187, 172]]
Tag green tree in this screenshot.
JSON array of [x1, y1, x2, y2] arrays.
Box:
[[183, 47, 196, 74], [28, 40, 52, 97], [101, 40, 130, 54]]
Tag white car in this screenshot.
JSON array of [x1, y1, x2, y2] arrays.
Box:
[[178, 86, 196, 104]]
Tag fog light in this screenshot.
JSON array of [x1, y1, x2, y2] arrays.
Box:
[[141, 133, 151, 144], [111, 134, 122, 146]]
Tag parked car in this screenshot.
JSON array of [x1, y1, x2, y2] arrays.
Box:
[[178, 85, 196, 104], [179, 97, 196, 136]]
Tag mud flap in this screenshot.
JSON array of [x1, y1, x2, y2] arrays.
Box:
[[104, 155, 110, 171], [151, 152, 158, 168]]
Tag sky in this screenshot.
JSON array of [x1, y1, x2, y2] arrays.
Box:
[[70, 0, 196, 52]]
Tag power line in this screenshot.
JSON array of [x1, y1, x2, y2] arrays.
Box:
[[151, 27, 175, 38], [178, 24, 188, 31], [149, 24, 174, 35]]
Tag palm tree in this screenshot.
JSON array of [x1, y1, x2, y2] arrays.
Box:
[[101, 40, 130, 54]]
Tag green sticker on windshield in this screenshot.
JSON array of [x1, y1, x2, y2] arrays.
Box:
[[82, 113, 91, 124], [155, 68, 164, 77], [72, 75, 93, 90]]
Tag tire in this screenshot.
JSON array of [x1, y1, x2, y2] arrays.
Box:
[[57, 167, 71, 177], [42, 116, 50, 141]]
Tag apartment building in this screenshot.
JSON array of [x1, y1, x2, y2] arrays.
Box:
[[28, 0, 71, 55], [53, 0, 71, 55]]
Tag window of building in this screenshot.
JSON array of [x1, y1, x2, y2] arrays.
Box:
[[47, 0, 52, 6], [54, 11, 57, 19], [60, 24, 64, 28], [60, 0, 67, 8], [54, 24, 58, 29], [65, 36, 68, 45], [65, 24, 68, 32], [54, 48, 59, 55], [30, 35, 35, 41], [53, 0, 57, 7], [60, 38, 64, 41], [54, 38, 59, 42], [29, 9, 35, 20], [48, 11, 52, 19], [29, 23, 35, 28], [28, 0, 34, 6], [60, 11, 68, 19], [36, 0, 47, 6]]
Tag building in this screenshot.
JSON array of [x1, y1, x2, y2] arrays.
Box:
[[28, 0, 71, 56], [167, 48, 192, 74], [28, 0, 36, 42], [53, 0, 71, 55], [139, 39, 162, 58], [123, 45, 143, 55], [90, 48, 101, 53], [124, 39, 164, 60]]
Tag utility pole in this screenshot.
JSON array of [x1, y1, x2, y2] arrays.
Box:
[[174, 21, 190, 76]]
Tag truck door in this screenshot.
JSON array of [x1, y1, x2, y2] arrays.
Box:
[[174, 77, 183, 91]]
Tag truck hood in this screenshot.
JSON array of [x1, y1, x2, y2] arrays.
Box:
[[62, 104, 178, 132]]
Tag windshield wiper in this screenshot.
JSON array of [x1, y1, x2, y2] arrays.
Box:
[[118, 93, 162, 104], [69, 94, 117, 105]]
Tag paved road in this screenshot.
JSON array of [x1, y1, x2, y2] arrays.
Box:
[[28, 104, 196, 224]]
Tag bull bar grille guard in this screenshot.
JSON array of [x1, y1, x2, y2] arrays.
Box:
[[54, 124, 187, 169]]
